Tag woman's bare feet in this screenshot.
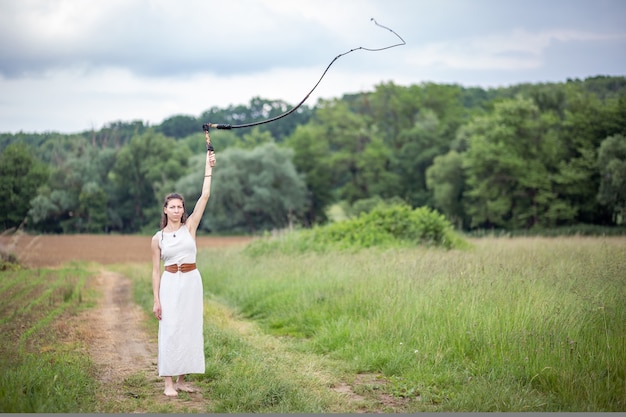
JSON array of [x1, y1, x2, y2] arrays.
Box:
[[163, 376, 178, 397], [175, 382, 195, 393], [175, 375, 196, 393]]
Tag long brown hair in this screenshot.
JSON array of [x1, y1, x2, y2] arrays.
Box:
[[160, 193, 188, 229]]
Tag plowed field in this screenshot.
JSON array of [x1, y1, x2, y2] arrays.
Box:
[[0, 234, 253, 268]]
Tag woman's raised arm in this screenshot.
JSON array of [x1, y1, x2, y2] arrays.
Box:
[[185, 130, 216, 237]]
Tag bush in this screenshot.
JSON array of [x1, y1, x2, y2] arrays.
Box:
[[245, 203, 467, 256], [0, 248, 21, 271]]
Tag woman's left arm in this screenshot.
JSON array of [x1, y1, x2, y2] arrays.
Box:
[[186, 130, 216, 237]]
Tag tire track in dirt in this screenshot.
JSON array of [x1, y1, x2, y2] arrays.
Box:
[[84, 270, 155, 383]]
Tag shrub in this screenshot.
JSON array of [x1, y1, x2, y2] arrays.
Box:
[[0, 248, 21, 271], [245, 203, 467, 256]]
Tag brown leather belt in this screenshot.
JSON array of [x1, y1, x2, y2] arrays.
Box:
[[164, 263, 197, 273]]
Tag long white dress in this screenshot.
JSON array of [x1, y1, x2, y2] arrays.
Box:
[[156, 224, 205, 377]]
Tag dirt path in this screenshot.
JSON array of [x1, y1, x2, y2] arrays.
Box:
[[85, 271, 154, 383]]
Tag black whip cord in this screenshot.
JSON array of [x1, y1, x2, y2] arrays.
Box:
[[202, 18, 406, 132]]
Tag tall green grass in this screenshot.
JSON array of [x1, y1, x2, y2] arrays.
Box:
[[198, 237, 626, 411], [0, 264, 97, 413]]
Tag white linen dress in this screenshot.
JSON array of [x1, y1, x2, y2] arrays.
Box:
[[156, 224, 205, 376]]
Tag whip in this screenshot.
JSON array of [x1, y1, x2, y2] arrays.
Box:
[[202, 18, 406, 133]]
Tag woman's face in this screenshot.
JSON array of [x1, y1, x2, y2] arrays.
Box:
[[164, 198, 184, 222]]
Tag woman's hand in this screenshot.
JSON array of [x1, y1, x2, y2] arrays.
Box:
[[209, 151, 216, 167], [153, 300, 162, 320], [205, 130, 216, 167]]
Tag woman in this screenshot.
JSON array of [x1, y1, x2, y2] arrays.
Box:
[[151, 129, 216, 397]]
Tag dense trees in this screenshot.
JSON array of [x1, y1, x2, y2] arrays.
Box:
[[461, 96, 565, 229], [597, 134, 626, 223], [1, 76, 625, 234], [201, 143, 308, 233], [0, 144, 49, 230]]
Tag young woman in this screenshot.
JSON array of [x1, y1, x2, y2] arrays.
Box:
[[151, 130, 216, 397]]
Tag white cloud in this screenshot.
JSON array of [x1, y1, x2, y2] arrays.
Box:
[[0, 63, 392, 132], [407, 28, 626, 70]]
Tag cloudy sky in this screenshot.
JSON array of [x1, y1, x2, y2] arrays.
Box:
[[1, 0, 625, 134]]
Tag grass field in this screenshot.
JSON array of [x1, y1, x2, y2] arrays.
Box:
[[1, 234, 624, 412]]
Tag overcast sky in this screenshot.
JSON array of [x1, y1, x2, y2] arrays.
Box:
[[1, 0, 625, 134]]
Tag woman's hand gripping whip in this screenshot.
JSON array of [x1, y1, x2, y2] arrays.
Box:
[[202, 18, 406, 133]]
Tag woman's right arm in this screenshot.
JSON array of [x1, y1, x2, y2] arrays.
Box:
[[151, 235, 162, 320]]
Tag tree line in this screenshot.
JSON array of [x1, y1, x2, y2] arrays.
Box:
[[1, 76, 625, 235]]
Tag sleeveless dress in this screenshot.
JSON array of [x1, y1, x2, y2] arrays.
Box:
[[156, 224, 205, 376]]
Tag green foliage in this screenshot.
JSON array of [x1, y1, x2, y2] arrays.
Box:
[[110, 130, 191, 232], [245, 203, 466, 255], [315, 99, 390, 203], [0, 143, 49, 230], [315, 204, 462, 249], [0, 248, 21, 271], [28, 141, 116, 233], [553, 89, 623, 225], [232, 127, 275, 149], [597, 134, 626, 223], [88, 120, 149, 149], [200, 97, 313, 142], [347, 195, 405, 218], [390, 108, 450, 207], [157, 114, 199, 138], [462, 96, 574, 229], [285, 123, 334, 225], [2, 76, 626, 234], [355, 82, 468, 207], [78, 182, 109, 232], [426, 150, 466, 228], [202, 143, 309, 233]]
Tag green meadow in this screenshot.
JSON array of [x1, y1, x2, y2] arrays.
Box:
[[1, 236, 624, 412]]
